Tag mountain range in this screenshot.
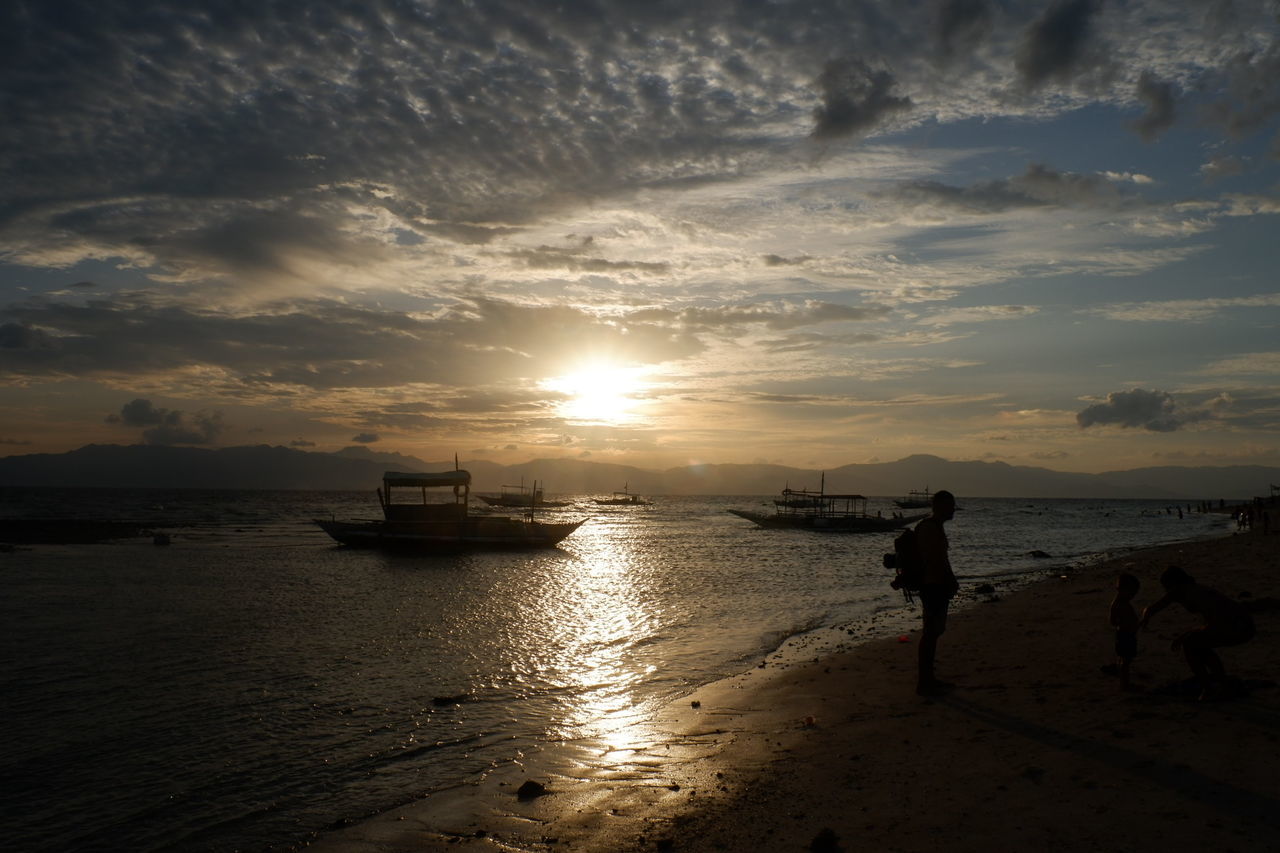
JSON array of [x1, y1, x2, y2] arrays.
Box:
[[0, 444, 1276, 500]]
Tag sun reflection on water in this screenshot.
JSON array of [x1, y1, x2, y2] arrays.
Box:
[[517, 515, 668, 762]]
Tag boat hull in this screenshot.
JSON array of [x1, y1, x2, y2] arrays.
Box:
[[727, 509, 925, 533], [315, 517, 585, 549]]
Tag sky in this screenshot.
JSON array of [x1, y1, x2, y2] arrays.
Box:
[[2, 0, 1279, 474]]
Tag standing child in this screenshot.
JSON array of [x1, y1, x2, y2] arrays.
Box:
[[1109, 573, 1140, 691]]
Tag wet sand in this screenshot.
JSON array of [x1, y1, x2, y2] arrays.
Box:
[[306, 524, 1279, 852]]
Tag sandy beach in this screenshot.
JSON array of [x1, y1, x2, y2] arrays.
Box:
[[306, 521, 1278, 853]]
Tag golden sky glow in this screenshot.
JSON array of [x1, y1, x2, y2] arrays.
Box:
[[1, 2, 1278, 473]]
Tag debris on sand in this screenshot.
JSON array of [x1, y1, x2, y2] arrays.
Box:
[[516, 780, 547, 800]]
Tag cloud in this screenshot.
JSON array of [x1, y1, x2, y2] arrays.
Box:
[[158, 204, 392, 286], [1204, 33, 1280, 138], [353, 409, 453, 430], [1075, 388, 1213, 432], [811, 59, 913, 141], [1100, 171, 1154, 185], [627, 299, 892, 333], [0, 294, 707, 391], [762, 254, 808, 267], [1199, 155, 1246, 181], [1196, 352, 1280, 378], [759, 331, 882, 353], [113, 399, 168, 427], [933, 0, 994, 62], [507, 246, 671, 274], [1131, 72, 1177, 141], [0, 1, 949, 283], [1090, 293, 1280, 323], [0, 322, 54, 349], [1014, 163, 1126, 205], [917, 305, 1038, 326], [2, 0, 1276, 303], [351, 432, 379, 444], [1, 1, 1278, 467], [1015, 0, 1102, 89], [1221, 194, 1280, 216], [106, 398, 226, 445], [879, 163, 1127, 214], [289, 438, 316, 447]]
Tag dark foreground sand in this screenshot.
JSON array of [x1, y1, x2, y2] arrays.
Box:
[[307, 524, 1279, 853]]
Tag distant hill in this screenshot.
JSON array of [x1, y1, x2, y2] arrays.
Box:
[[330, 445, 436, 471], [0, 444, 387, 490], [0, 444, 1275, 500]]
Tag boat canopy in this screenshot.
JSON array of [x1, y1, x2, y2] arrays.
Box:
[[383, 470, 472, 488]]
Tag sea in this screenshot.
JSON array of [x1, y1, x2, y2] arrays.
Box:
[[0, 489, 1232, 852]]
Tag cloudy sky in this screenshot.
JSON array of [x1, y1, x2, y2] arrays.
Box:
[[2, 0, 1279, 473]]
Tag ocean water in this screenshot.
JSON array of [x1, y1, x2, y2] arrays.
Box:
[[0, 490, 1229, 852]]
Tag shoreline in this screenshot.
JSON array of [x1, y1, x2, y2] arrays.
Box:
[[304, 525, 1278, 852]]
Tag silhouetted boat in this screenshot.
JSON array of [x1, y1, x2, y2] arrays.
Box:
[[476, 479, 570, 508], [593, 484, 651, 506], [774, 487, 823, 509], [315, 471, 585, 549], [730, 482, 924, 533], [893, 487, 933, 509], [769, 476, 828, 509]]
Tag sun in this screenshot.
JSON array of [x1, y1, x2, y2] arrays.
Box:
[[543, 363, 648, 423]]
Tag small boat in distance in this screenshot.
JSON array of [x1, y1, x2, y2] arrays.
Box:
[[771, 474, 829, 509], [730, 482, 924, 533], [593, 484, 651, 506], [894, 487, 933, 510], [774, 487, 823, 509], [476, 479, 570, 508], [315, 470, 585, 549]]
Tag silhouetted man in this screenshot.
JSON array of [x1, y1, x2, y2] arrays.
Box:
[[916, 490, 959, 696]]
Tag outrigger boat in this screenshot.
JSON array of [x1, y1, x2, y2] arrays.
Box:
[[730, 480, 925, 533], [893, 487, 933, 509], [593, 484, 651, 506], [476, 478, 570, 508], [773, 484, 823, 509], [315, 470, 586, 549]]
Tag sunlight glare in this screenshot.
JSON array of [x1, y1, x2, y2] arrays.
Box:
[[544, 363, 648, 423]]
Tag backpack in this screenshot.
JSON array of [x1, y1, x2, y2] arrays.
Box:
[[883, 525, 924, 599]]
